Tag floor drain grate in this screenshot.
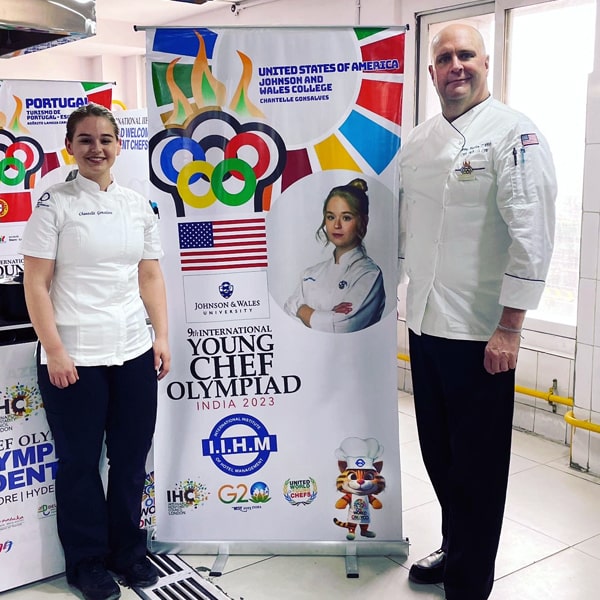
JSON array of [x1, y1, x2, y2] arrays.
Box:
[[133, 554, 234, 600]]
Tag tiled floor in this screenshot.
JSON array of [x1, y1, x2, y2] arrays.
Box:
[[5, 391, 600, 600]]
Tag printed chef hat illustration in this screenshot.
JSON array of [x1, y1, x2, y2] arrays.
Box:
[[335, 437, 384, 470]]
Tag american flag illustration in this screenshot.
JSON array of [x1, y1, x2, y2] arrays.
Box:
[[521, 133, 539, 146], [178, 218, 268, 271]]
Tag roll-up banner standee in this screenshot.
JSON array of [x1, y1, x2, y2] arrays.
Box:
[[143, 26, 408, 576]]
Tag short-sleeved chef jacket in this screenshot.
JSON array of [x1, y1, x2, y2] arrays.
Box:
[[20, 174, 163, 366]]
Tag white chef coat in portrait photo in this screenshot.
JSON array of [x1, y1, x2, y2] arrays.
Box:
[[284, 245, 385, 333]]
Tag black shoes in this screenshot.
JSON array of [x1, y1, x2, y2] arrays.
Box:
[[71, 559, 121, 600], [112, 555, 159, 588], [408, 548, 446, 584]]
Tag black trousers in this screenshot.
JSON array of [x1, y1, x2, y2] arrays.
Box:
[[409, 330, 515, 600], [37, 348, 157, 580]]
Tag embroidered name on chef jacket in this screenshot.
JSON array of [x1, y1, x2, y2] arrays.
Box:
[[78, 210, 114, 216]]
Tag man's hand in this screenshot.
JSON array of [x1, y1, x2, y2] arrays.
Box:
[[484, 328, 521, 374]]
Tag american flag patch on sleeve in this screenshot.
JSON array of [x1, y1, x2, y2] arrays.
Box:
[[521, 133, 539, 146]]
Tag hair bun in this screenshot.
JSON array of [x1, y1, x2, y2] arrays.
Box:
[[348, 178, 368, 193]]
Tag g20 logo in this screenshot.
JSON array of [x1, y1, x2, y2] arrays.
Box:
[[149, 110, 286, 217], [0, 131, 44, 189], [218, 481, 271, 505]]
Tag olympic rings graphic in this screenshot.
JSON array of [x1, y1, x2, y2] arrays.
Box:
[[224, 132, 270, 181], [213, 158, 257, 206], [0, 157, 25, 185], [0, 134, 45, 189], [160, 137, 206, 185], [149, 110, 286, 217]]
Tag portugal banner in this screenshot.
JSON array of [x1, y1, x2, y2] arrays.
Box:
[[146, 26, 407, 556], [0, 80, 113, 279]]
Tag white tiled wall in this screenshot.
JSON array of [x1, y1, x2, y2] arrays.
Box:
[[571, 5, 600, 473]]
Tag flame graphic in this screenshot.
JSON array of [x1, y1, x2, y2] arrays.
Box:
[[164, 58, 195, 126], [159, 32, 265, 126], [229, 51, 265, 119], [192, 31, 226, 108], [8, 95, 30, 134]]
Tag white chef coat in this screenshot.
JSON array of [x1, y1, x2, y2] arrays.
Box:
[[399, 97, 556, 340], [284, 246, 385, 333], [20, 174, 163, 365]]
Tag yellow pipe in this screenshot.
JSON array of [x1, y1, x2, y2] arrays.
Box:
[[515, 385, 573, 407], [396, 352, 600, 435], [565, 410, 600, 434]]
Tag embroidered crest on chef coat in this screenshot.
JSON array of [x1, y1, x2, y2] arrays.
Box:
[[455, 160, 484, 181]]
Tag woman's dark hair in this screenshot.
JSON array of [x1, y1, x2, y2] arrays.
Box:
[[65, 102, 119, 141], [316, 178, 370, 246]]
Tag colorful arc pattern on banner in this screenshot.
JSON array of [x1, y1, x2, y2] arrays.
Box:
[[150, 27, 404, 199]]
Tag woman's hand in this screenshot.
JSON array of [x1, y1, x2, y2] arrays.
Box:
[[333, 302, 353, 315], [46, 349, 79, 389], [153, 337, 171, 380]]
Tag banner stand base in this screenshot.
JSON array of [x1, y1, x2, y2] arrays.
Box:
[[210, 544, 230, 577], [149, 535, 410, 578], [345, 544, 359, 578]]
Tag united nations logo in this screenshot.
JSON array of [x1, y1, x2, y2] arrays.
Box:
[[219, 281, 234, 298]]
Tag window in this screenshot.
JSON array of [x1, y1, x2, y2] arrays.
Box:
[[415, 0, 596, 332], [505, 0, 595, 327]]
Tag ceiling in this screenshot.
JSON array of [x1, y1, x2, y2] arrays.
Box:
[[60, 0, 241, 57]]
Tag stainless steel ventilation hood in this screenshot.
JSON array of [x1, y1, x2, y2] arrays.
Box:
[[0, 0, 96, 59]]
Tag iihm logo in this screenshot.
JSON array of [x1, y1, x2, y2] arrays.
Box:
[[202, 413, 278, 476]]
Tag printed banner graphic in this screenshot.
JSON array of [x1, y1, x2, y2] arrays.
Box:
[[147, 26, 406, 550], [0, 343, 64, 591], [0, 80, 112, 280]]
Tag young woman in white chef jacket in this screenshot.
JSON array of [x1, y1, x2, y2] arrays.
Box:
[[284, 178, 385, 333]]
